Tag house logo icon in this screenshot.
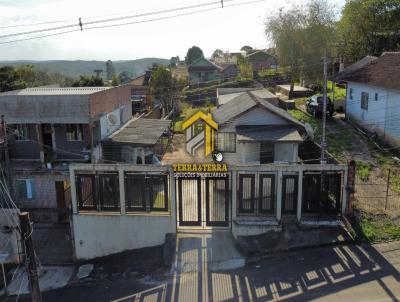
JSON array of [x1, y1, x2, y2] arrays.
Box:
[[182, 111, 219, 158]]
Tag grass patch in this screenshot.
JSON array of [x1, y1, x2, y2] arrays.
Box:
[[355, 160, 372, 181], [173, 102, 214, 133], [351, 212, 400, 243]]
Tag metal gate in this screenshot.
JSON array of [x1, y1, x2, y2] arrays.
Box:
[[177, 176, 230, 229], [282, 175, 298, 214]]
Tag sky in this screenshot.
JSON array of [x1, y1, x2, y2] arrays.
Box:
[[0, 0, 346, 61]]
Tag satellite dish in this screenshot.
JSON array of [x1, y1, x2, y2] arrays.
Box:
[[107, 114, 118, 126], [304, 123, 314, 140]]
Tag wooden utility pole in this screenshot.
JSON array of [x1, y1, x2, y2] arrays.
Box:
[[321, 55, 328, 164], [20, 212, 42, 302]]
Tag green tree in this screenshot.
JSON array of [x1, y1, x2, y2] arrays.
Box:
[[151, 66, 181, 112], [72, 75, 104, 87], [240, 45, 253, 54], [0, 66, 26, 92], [111, 75, 120, 86], [212, 49, 224, 59], [337, 0, 400, 63], [118, 71, 131, 84], [185, 46, 204, 65], [106, 60, 115, 81]]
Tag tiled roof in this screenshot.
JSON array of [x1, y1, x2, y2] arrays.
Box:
[[237, 125, 303, 142], [0, 87, 110, 96], [331, 56, 377, 82], [334, 52, 400, 90]]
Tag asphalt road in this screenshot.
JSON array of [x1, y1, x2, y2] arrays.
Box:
[[3, 241, 400, 302]]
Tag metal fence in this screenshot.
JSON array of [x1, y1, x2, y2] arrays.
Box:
[[354, 169, 400, 215]]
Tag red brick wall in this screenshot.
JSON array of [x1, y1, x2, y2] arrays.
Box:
[[89, 85, 131, 120]]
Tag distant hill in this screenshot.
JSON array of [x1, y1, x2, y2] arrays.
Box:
[[0, 58, 170, 79]]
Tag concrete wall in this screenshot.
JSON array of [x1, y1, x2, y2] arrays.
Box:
[[346, 82, 400, 145], [0, 209, 22, 264], [274, 142, 298, 163], [223, 142, 260, 164], [69, 164, 176, 260], [54, 124, 90, 160], [100, 107, 122, 139], [0, 95, 90, 124], [8, 124, 40, 160]]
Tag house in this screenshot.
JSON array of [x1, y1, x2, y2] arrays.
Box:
[[188, 57, 222, 84], [219, 64, 239, 79], [333, 52, 400, 146], [129, 71, 152, 114], [212, 51, 241, 65], [211, 91, 306, 164], [0, 85, 132, 222], [246, 50, 278, 71]]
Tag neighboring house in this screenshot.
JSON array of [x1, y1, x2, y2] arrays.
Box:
[[212, 91, 306, 164], [219, 64, 239, 79], [246, 50, 278, 71], [129, 71, 152, 114], [212, 51, 241, 65], [188, 57, 222, 84], [334, 52, 400, 146], [0, 86, 132, 221]]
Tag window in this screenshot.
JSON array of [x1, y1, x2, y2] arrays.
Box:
[[125, 173, 168, 212], [66, 124, 83, 141], [349, 88, 354, 100], [375, 92, 379, 101], [361, 92, 369, 110], [11, 124, 29, 141], [16, 179, 35, 200], [216, 132, 236, 153], [238, 174, 255, 214]]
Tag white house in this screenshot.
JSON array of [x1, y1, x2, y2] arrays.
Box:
[[334, 52, 400, 146]]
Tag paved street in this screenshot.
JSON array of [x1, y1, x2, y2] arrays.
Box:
[[4, 240, 400, 302]]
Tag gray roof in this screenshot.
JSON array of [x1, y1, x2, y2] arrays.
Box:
[[237, 125, 303, 142], [0, 87, 110, 96], [217, 87, 255, 96], [212, 91, 305, 129], [106, 118, 171, 145], [331, 56, 377, 82]]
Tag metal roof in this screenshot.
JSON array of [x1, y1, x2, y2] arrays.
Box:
[[106, 118, 171, 145], [236, 125, 303, 142], [0, 87, 110, 96], [212, 91, 305, 129]]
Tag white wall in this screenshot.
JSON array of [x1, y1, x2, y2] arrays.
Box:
[[274, 142, 298, 163], [222, 142, 260, 164], [346, 82, 400, 145], [72, 214, 175, 260], [0, 209, 22, 264], [100, 107, 122, 139]]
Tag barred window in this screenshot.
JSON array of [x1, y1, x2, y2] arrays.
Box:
[[66, 124, 83, 141], [216, 132, 236, 153], [361, 92, 369, 110], [11, 124, 30, 141], [238, 174, 255, 214]]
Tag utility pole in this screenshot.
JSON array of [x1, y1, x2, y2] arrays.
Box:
[[1, 115, 12, 194], [321, 55, 328, 164], [20, 212, 42, 302]]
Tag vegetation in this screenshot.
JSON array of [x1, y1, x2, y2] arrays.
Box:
[[173, 103, 214, 133], [212, 49, 224, 59], [72, 75, 104, 87], [0, 65, 74, 92], [355, 160, 372, 181], [337, 0, 400, 63], [151, 66, 185, 113], [183, 77, 253, 98], [185, 46, 204, 65]]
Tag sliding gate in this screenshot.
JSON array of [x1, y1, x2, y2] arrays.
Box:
[[177, 175, 230, 228]]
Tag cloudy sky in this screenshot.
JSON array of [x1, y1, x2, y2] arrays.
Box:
[[0, 0, 345, 61]]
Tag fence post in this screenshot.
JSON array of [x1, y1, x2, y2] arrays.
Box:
[[385, 169, 390, 211]]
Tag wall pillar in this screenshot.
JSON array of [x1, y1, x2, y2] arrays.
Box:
[[231, 169, 237, 221], [342, 166, 349, 215], [297, 169, 303, 222], [118, 167, 126, 214], [69, 166, 77, 214], [276, 170, 283, 222], [36, 124, 45, 164], [51, 124, 57, 159]]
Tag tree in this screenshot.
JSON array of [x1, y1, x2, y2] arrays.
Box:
[[72, 75, 104, 87], [212, 49, 224, 59], [240, 45, 253, 54], [111, 75, 120, 86], [151, 66, 181, 113], [170, 56, 180, 67], [265, 1, 335, 97], [337, 0, 400, 63], [118, 71, 131, 84], [0, 66, 26, 92], [106, 60, 115, 81], [185, 46, 204, 65]]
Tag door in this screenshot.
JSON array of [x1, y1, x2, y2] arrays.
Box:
[[178, 177, 201, 226], [206, 177, 229, 227], [282, 175, 298, 214]]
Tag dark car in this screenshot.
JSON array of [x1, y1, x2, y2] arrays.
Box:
[[306, 95, 334, 117]]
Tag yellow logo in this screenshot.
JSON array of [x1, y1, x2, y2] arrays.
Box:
[[181, 111, 218, 156]]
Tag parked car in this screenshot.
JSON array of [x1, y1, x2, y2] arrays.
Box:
[[306, 95, 334, 117]]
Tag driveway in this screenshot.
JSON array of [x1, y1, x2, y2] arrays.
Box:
[[5, 241, 400, 302]]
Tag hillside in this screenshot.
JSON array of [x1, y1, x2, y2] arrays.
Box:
[[0, 58, 169, 79]]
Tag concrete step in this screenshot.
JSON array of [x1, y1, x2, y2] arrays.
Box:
[[172, 231, 245, 273]]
